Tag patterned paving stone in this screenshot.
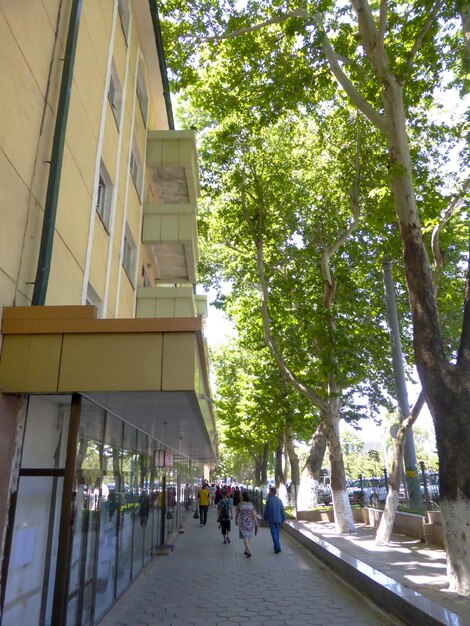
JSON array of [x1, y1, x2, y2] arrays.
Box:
[[98, 508, 402, 626]]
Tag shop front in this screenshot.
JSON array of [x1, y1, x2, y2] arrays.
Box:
[[0, 307, 215, 626]]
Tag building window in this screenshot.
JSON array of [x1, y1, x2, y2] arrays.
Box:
[[118, 0, 131, 43], [86, 283, 103, 317], [96, 161, 113, 231], [108, 60, 122, 128], [136, 61, 148, 125], [129, 141, 143, 200], [142, 265, 152, 287], [122, 224, 137, 284]]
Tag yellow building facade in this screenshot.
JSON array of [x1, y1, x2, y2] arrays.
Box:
[[0, 2, 216, 624]]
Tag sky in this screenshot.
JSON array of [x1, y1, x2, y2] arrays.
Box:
[[197, 285, 234, 347], [202, 300, 233, 347]]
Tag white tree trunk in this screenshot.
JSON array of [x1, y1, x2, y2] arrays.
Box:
[[375, 490, 400, 545], [297, 467, 319, 511], [278, 482, 288, 505], [295, 424, 327, 511], [376, 396, 424, 545], [441, 497, 470, 595], [325, 408, 355, 533], [332, 489, 355, 533]]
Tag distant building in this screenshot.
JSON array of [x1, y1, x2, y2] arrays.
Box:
[[0, 2, 216, 624]]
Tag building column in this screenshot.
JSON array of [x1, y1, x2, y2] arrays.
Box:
[[51, 393, 82, 626]]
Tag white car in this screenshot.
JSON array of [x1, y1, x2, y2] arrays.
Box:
[[347, 477, 387, 506], [421, 472, 440, 503]]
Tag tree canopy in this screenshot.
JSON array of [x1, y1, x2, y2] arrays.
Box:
[[159, 0, 470, 591]]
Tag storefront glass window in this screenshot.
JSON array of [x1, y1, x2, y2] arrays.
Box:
[[67, 401, 106, 626], [95, 413, 123, 621], [3, 394, 195, 626], [2, 395, 69, 626], [115, 424, 137, 596]]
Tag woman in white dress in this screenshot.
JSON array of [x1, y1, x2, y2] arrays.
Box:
[[235, 491, 259, 557]]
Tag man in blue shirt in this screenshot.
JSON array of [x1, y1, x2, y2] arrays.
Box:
[[263, 486, 286, 553]]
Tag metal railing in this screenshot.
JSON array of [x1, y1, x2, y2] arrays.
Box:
[[247, 489, 264, 517], [349, 462, 439, 511]]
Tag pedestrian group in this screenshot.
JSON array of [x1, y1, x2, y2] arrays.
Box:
[[196, 481, 286, 558]]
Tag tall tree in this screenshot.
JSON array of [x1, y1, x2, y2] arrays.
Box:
[[160, 0, 469, 592], [196, 115, 397, 531], [212, 339, 317, 485]]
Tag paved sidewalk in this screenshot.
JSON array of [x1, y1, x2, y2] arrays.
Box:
[[98, 507, 400, 626], [295, 520, 470, 624]]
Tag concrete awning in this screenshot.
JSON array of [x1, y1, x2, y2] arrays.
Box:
[[0, 306, 216, 464]]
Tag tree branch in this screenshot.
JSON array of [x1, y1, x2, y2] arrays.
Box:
[[221, 237, 248, 256], [183, 5, 386, 134], [378, 0, 387, 50], [182, 9, 313, 42], [431, 176, 470, 279], [393, 391, 425, 473], [321, 122, 361, 306], [404, 0, 446, 77], [314, 11, 387, 134], [462, 4, 470, 81], [350, 0, 392, 79], [375, 390, 425, 544], [240, 181, 329, 413]]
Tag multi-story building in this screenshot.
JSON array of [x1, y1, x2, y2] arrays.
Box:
[[0, 2, 216, 624]]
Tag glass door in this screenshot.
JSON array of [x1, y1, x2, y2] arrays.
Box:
[[1, 395, 69, 626], [66, 437, 102, 625], [66, 402, 106, 626]]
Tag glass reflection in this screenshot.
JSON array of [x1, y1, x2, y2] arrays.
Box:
[[115, 424, 136, 596], [94, 414, 123, 621]]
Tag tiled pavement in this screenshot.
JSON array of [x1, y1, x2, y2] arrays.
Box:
[[98, 507, 400, 626], [289, 520, 469, 625]]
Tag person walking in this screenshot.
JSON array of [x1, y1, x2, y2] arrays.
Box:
[[235, 491, 259, 557], [214, 484, 222, 506], [197, 481, 210, 526], [210, 482, 216, 508], [232, 485, 241, 507], [138, 490, 150, 527], [263, 486, 286, 553], [217, 488, 233, 543]]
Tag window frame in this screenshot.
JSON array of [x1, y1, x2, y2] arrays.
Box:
[[122, 224, 137, 285], [129, 141, 143, 201], [86, 283, 103, 317], [136, 61, 149, 126], [108, 60, 123, 129], [95, 161, 113, 232], [117, 0, 131, 43]]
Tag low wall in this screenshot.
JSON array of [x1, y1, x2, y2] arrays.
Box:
[[297, 507, 444, 547], [297, 508, 366, 524], [366, 508, 425, 541], [297, 509, 335, 522], [424, 510, 444, 547]]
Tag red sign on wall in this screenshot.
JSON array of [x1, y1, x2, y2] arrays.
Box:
[[154, 449, 174, 469]]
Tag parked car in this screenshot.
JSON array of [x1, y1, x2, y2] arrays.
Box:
[[316, 483, 332, 505], [316, 469, 332, 505], [347, 477, 387, 506], [398, 472, 439, 505], [421, 472, 440, 503]]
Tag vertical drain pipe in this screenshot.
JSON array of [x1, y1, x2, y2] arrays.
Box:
[[148, 0, 175, 130], [32, 0, 83, 306]]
